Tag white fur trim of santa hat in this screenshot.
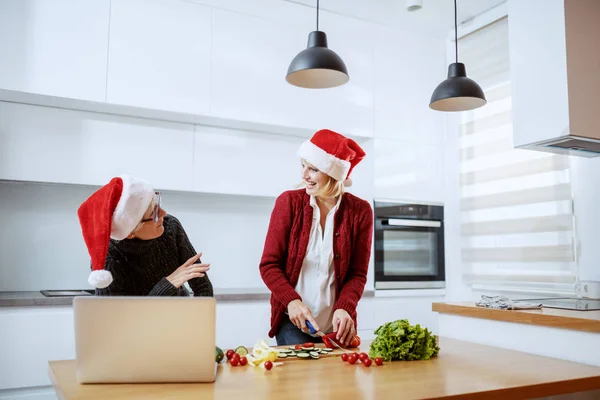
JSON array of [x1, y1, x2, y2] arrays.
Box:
[[110, 175, 155, 240], [297, 140, 351, 182]]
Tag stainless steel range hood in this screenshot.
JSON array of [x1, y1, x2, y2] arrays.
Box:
[[508, 0, 600, 158]]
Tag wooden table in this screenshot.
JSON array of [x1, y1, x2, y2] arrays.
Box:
[[48, 337, 600, 400], [432, 302, 600, 333]]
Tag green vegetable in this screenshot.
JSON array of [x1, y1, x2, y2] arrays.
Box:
[[215, 346, 224, 363], [368, 319, 440, 362]]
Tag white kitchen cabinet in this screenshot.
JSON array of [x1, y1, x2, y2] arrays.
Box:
[[0, 306, 75, 390], [107, 0, 212, 115], [374, 139, 444, 204], [374, 26, 446, 146], [0, 103, 194, 191], [0, 0, 110, 102], [192, 125, 304, 197], [210, 9, 375, 138]]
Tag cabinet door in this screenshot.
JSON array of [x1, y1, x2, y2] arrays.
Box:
[[0, 0, 110, 101], [0, 103, 194, 191], [210, 9, 375, 137], [374, 27, 446, 146], [0, 307, 75, 390], [374, 139, 444, 204], [107, 0, 212, 115], [192, 126, 304, 197]]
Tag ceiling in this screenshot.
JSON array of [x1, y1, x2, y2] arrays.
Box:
[[284, 0, 507, 37]]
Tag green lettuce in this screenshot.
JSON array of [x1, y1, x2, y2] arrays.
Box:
[[368, 319, 440, 361]]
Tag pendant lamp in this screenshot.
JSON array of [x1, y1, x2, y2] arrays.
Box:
[[286, 0, 349, 89], [429, 0, 486, 111]]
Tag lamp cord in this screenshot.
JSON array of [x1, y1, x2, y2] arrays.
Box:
[[454, 0, 458, 63], [317, 0, 320, 31]]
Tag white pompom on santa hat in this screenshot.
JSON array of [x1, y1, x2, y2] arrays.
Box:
[[297, 129, 366, 186], [77, 175, 155, 288]]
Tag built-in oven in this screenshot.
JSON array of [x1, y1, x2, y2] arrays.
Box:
[[374, 200, 445, 290]]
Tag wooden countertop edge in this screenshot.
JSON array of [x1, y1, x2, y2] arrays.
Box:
[[438, 377, 600, 400], [48, 363, 67, 400], [432, 302, 600, 333]]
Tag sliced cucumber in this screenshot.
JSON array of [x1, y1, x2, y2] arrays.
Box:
[[278, 353, 288, 358], [302, 347, 314, 352], [310, 354, 320, 359], [278, 349, 292, 354], [309, 351, 320, 357], [321, 348, 333, 352], [287, 353, 297, 357], [289, 346, 297, 350], [297, 353, 310, 358]]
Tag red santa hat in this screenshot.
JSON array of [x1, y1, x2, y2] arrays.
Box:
[[297, 129, 366, 186], [77, 175, 155, 288]]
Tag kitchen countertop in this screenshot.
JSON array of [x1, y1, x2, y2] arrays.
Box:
[[432, 302, 600, 333], [0, 289, 375, 307], [48, 337, 600, 400]]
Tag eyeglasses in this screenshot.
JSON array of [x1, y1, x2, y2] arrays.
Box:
[[140, 192, 161, 224]]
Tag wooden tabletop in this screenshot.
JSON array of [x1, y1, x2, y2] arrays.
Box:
[[432, 302, 600, 333], [48, 337, 600, 400]]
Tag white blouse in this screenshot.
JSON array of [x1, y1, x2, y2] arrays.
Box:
[[295, 195, 341, 333]]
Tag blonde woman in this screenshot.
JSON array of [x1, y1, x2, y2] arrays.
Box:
[[77, 175, 213, 297], [260, 129, 373, 346]]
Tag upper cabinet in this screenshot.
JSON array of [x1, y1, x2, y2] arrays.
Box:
[[374, 27, 446, 146], [107, 0, 212, 115], [508, 0, 600, 157], [0, 0, 110, 102], [209, 9, 375, 138]]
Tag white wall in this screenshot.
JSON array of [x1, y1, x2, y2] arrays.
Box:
[[571, 157, 600, 282]]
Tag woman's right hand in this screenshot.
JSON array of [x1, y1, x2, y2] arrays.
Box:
[[166, 253, 210, 288], [287, 299, 319, 333]]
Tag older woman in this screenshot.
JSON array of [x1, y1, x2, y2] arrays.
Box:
[[77, 175, 213, 297], [260, 129, 373, 346]]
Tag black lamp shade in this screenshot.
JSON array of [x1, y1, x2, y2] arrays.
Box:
[[286, 31, 349, 89], [429, 63, 486, 112]]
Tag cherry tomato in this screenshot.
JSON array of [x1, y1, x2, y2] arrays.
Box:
[[359, 353, 369, 362], [230, 357, 239, 366], [374, 357, 383, 366], [363, 358, 372, 367], [226, 349, 235, 360], [347, 354, 358, 365], [341, 353, 349, 362], [232, 353, 240, 362], [240, 356, 248, 366], [303, 342, 314, 348], [295, 344, 303, 350], [350, 336, 361, 348], [264, 361, 273, 370]]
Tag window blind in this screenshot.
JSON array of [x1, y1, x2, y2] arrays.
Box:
[[457, 17, 576, 294]]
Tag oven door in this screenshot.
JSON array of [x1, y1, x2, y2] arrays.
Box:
[[374, 218, 445, 289]]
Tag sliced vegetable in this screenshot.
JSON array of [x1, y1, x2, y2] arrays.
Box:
[[303, 342, 314, 348], [297, 353, 310, 359], [278, 353, 288, 358], [235, 346, 248, 356], [349, 336, 361, 348]]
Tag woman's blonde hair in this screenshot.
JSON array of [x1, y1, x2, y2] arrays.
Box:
[[298, 159, 345, 199]]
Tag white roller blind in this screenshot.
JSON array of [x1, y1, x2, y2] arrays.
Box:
[[457, 17, 576, 294]]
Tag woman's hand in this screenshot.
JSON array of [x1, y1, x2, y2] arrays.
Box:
[[166, 253, 210, 289], [287, 299, 319, 333], [332, 309, 355, 346]]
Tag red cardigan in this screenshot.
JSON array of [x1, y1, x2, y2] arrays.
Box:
[[259, 189, 374, 338]]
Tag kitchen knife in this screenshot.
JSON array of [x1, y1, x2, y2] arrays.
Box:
[[306, 320, 347, 352]]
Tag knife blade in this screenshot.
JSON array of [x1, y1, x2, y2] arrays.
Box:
[[306, 320, 348, 353]]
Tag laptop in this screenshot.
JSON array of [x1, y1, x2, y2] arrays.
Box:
[[73, 296, 217, 383]]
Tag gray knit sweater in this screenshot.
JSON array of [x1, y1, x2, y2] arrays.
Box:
[[95, 215, 213, 297]]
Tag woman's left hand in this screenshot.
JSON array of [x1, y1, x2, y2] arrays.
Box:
[[332, 309, 355, 346]]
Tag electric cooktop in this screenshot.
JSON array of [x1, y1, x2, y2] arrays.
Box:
[[515, 297, 600, 311]]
